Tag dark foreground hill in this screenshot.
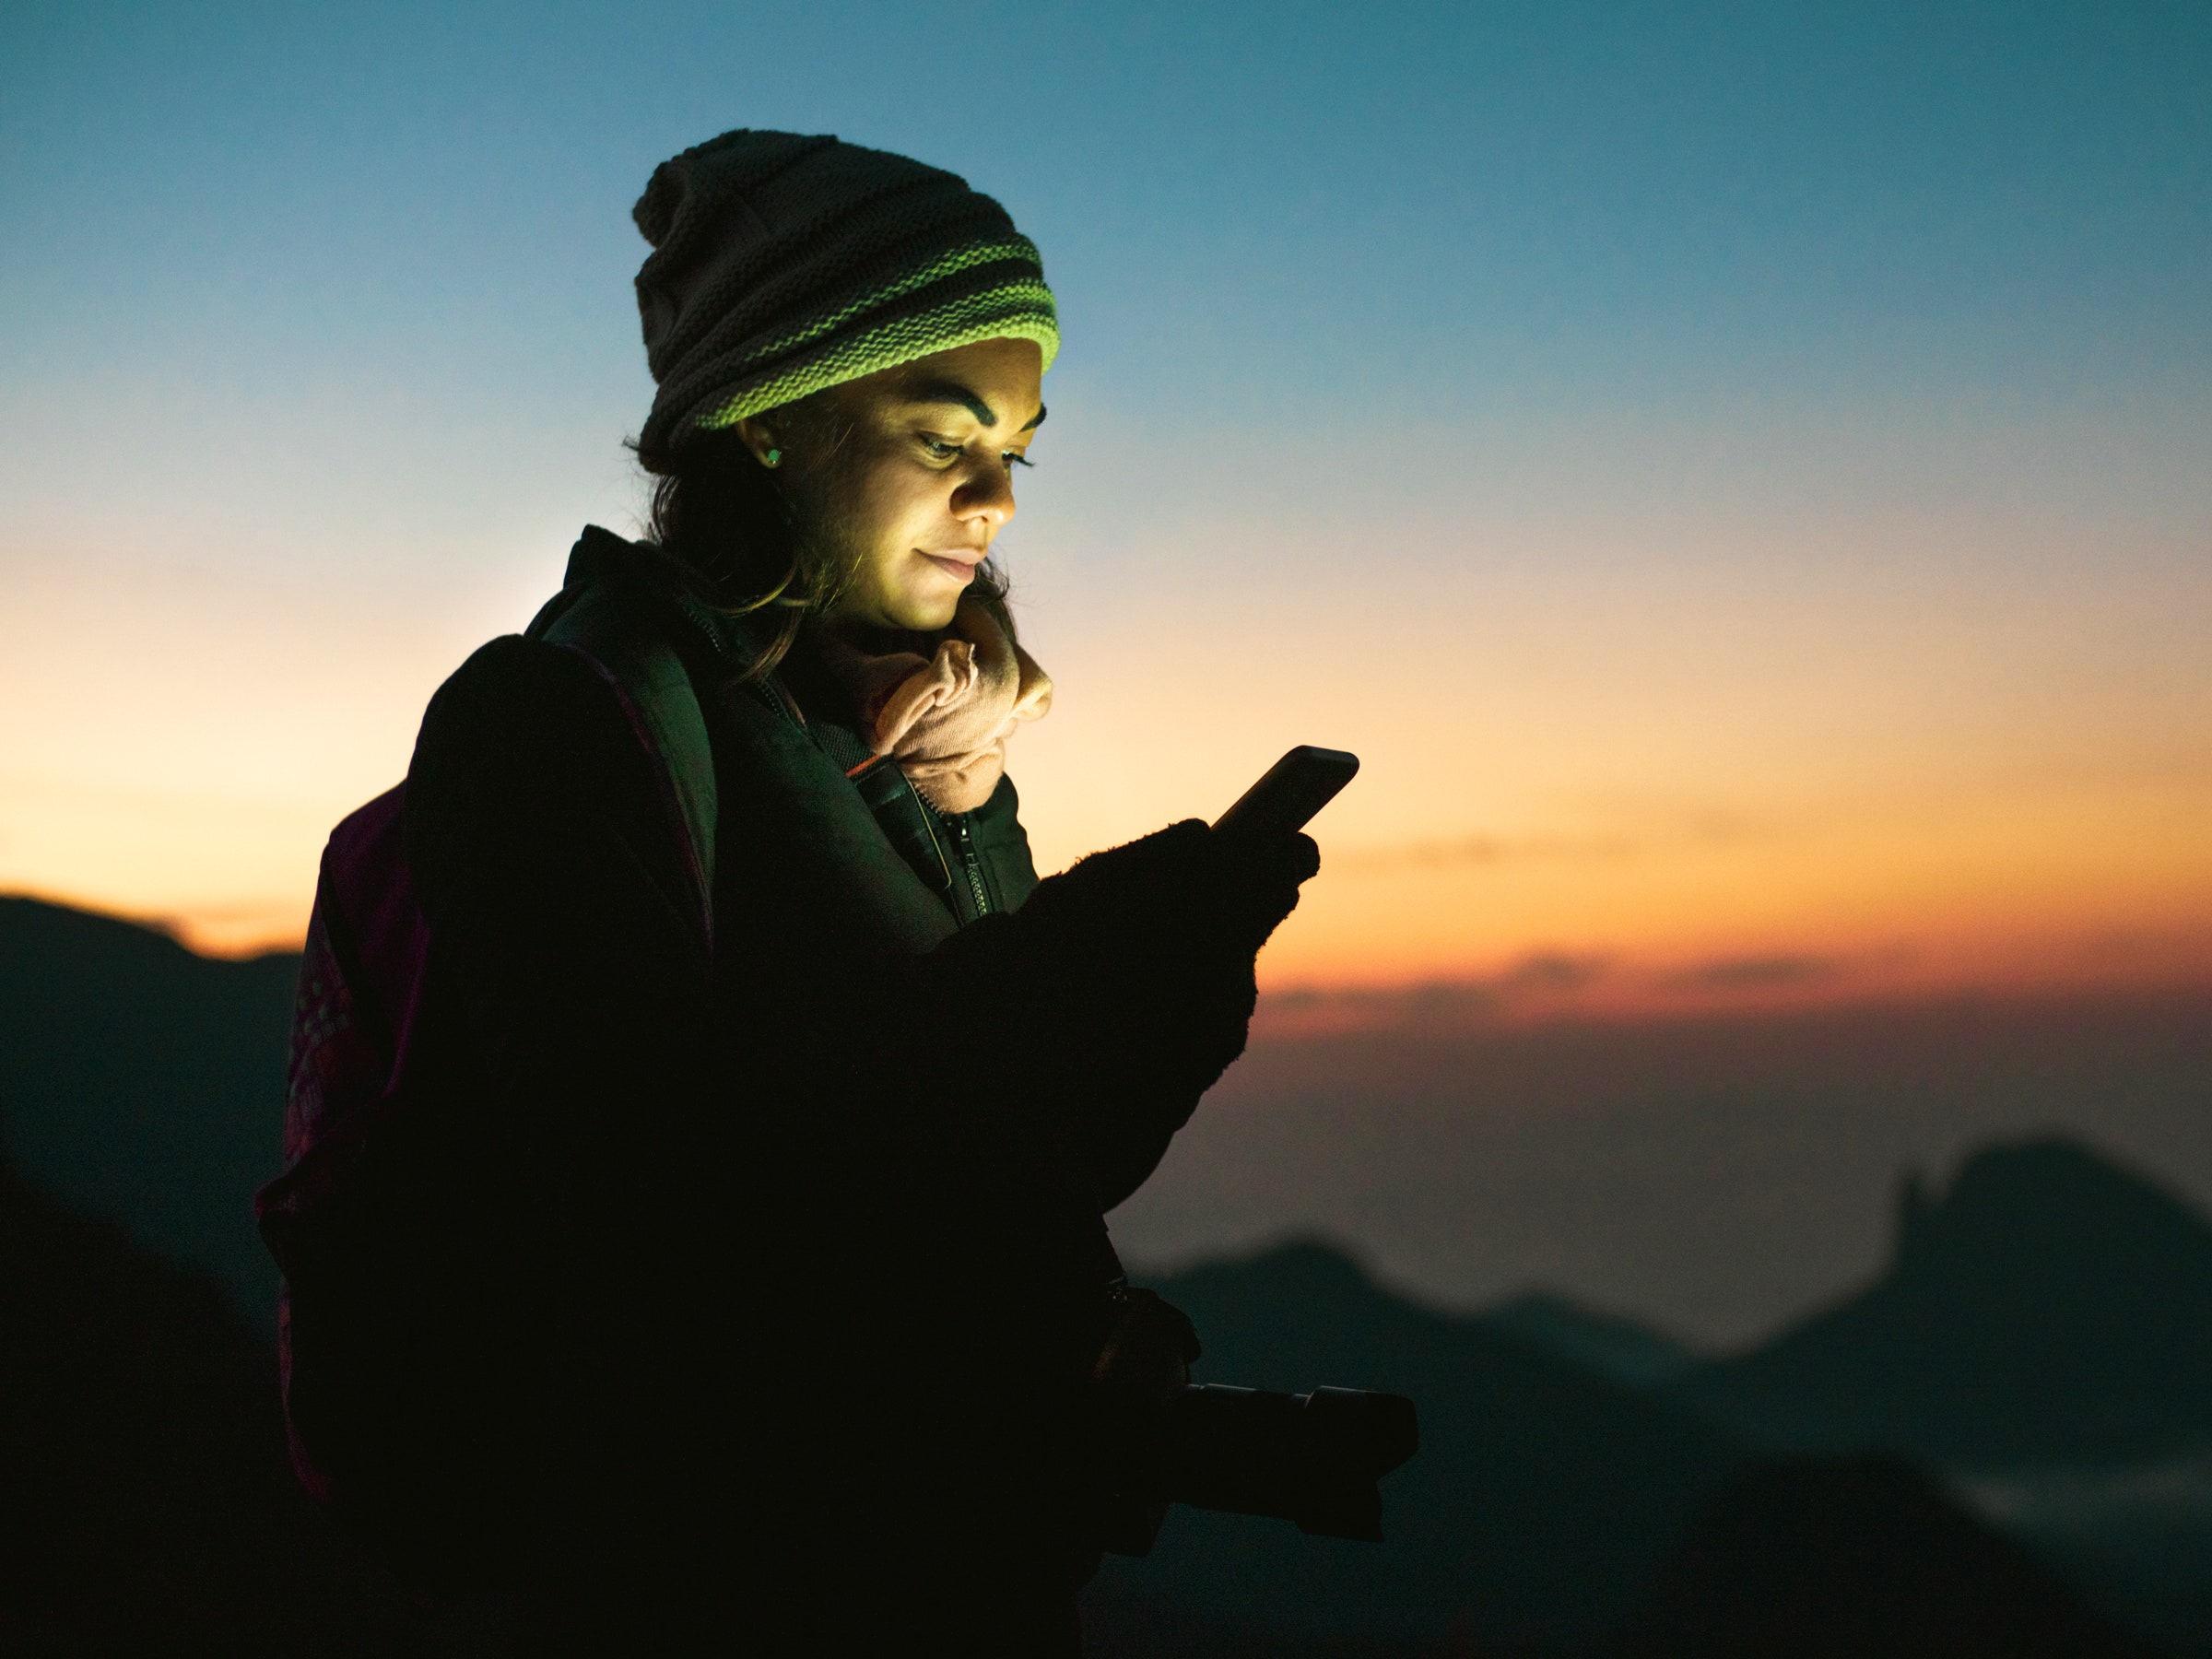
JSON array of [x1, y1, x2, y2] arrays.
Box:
[[0, 896, 297, 1321], [1675, 1138, 2212, 1468], [2, 1154, 2159, 1657], [1084, 1241, 2162, 1658], [0, 1155, 495, 1653], [1607, 1456, 2165, 1659], [1, 896, 2195, 1652], [1478, 1291, 1701, 1387], [1091, 1241, 1754, 1653]]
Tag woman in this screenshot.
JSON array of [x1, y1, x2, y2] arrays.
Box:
[[318, 130, 1315, 1653]]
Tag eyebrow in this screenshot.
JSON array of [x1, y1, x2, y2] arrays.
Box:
[[905, 379, 1048, 432]]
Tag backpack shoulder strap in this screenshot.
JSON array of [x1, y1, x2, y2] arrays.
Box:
[[528, 553, 719, 947]]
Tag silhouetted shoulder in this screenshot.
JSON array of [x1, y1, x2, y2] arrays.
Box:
[[417, 633, 635, 755], [404, 633, 691, 933]]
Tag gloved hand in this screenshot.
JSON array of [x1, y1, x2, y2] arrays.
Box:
[[1091, 1282, 1203, 1394], [1083, 1282, 1206, 1557], [1015, 819, 1316, 1070], [946, 819, 1319, 1207], [1020, 818, 1320, 969]]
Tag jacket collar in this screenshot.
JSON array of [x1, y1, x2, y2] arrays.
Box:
[[563, 524, 776, 666]]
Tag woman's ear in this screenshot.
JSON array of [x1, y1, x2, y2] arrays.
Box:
[[732, 414, 782, 469]]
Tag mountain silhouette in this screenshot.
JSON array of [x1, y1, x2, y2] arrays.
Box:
[[0, 896, 297, 1321], [1676, 1137, 2212, 1468], [1959, 1454, 2212, 1656], [0, 1152, 500, 1653], [1479, 1292, 1700, 1387], [4, 1140, 2161, 1657], [1081, 1587, 1436, 1659], [1606, 1455, 2165, 1659], [1089, 1240, 1752, 1653], [3, 897, 2199, 1652]]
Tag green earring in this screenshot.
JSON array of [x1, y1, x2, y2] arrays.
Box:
[[764, 448, 782, 468]]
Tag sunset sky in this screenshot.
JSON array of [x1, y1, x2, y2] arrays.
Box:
[[5, 0, 2208, 1018]]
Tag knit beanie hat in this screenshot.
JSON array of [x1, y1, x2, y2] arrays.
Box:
[[632, 130, 1059, 458]]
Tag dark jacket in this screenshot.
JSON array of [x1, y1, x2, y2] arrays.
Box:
[[392, 529, 1296, 1653]]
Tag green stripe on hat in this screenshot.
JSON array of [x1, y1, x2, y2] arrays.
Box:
[[700, 278, 1059, 429]]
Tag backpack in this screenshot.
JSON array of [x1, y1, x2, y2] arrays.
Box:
[[253, 544, 719, 1585]]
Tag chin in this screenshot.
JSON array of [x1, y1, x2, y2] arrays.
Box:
[[888, 592, 963, 632]]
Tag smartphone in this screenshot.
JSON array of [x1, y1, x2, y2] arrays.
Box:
[[1213, 746, 1360, 840]]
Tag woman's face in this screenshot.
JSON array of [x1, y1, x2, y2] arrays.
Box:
[[744, 336, 1045, 632]]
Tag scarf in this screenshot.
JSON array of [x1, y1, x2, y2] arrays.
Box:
[[812, 598, 1053, 814]]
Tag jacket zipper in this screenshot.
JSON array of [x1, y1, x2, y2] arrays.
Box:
[[951, 813, 992, 918], [924, 800, 992, 919], [757, 674, 806, 730]]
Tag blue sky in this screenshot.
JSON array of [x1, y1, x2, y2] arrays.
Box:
[[3, 0, 2208, 981], [8, 0, 2206, 554]]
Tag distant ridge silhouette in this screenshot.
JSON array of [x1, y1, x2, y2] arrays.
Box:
[[0, 896, 298, 1319], [2, 896, 2200, 1652], [1607, 1456, 2165, 1659], [1091, 1239, 1753, 1652], [1676, 1137, 2212, 1468], [1480, 1291, 1700, 1387], [1089, 1240, 2169, 1655], [0, 1153, 488, 1653]]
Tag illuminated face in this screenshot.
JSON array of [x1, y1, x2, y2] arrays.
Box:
[[738, 335, 1046, 632]]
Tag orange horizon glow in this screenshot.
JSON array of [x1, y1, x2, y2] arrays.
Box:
[[15, 860, 2212, 1041], [6, 418, 2207, 998], [14, 704, 2212, 999]]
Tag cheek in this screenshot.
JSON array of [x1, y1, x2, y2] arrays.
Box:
[[851, 465, 945, 569]]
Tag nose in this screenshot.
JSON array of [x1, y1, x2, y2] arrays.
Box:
[[951, 453, 1018, 533]]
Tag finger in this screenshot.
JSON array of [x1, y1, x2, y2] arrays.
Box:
[[1241, 830, 1319, 888]]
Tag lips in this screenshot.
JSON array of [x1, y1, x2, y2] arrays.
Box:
[[919, 550, 982, 584]]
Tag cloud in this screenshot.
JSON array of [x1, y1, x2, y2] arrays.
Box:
[[1660, 953, 1842, 991], [1260, 952, 1613, 1035], [1333, 833, 1636, 875], [1257, 948, 1869, 1039], [1331, 811, 1784, 877]]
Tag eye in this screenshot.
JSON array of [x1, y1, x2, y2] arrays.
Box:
[[922, 437, 962, 461], [1005, 451, 1034, 468]]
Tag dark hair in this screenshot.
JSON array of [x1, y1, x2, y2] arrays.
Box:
[[637, 412, 1012, 683]]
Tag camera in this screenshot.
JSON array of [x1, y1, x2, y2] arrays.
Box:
[[1091, 1381, 1419, 1556]]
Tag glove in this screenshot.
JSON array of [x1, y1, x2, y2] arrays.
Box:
[[918, 818, 1320, 1210], [1018, 818, 1314, 1080], [1085, 1283, 1203, 1557], [1091, 1283, 1203, 1394], [1019, 818, 1320, 971]]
